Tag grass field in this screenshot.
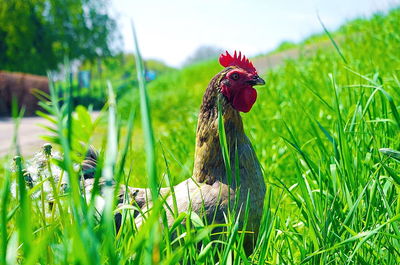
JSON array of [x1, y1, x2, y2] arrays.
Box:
[[1, 7, 400, 264]]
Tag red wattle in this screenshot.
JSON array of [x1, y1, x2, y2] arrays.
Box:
[[232, 87, 257, 113]]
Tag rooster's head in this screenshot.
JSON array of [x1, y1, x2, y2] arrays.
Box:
[[218, 51, 265, 113]]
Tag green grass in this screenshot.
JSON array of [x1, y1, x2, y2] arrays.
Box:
[[1, 7, 400, 264]]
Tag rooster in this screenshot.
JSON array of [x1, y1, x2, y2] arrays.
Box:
[[88, 51, 266, 252]]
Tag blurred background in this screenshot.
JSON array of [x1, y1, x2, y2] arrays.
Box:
[[0, 0, 398, 117]]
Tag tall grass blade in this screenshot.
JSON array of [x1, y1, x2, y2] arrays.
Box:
[[101, 81, 118, 263], [317, 14, 348, 64], [130, 20, 158, 201], [131, 19, 161, 264]]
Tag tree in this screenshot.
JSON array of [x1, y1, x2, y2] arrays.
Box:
[[0, 0, 119, 75]]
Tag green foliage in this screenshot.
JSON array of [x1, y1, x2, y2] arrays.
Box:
[[1, 6, 400, 265], [0, 0, 118, 75]]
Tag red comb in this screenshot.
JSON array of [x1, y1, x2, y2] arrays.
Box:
[[219, 51, 257, 74]]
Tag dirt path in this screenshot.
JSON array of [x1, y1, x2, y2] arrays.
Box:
[[0, 112, 101, 157], [252, 39, 332, 74], [0, 116, 51, 157]]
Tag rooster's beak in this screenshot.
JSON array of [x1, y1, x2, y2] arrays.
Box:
[[248, 75, 265, 86]]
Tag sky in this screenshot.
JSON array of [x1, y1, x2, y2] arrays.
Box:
[[111, 0, 399, 67]]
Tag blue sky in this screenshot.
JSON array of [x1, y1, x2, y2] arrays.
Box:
[[111, 0, 398, 67]]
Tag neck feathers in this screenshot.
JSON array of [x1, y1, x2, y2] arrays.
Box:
[[193, 70, 245, 184]]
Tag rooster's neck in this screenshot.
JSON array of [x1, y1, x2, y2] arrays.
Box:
[[193, 72, 245, 185]]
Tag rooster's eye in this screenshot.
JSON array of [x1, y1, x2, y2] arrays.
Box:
[[231, 73, 240, 80]]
